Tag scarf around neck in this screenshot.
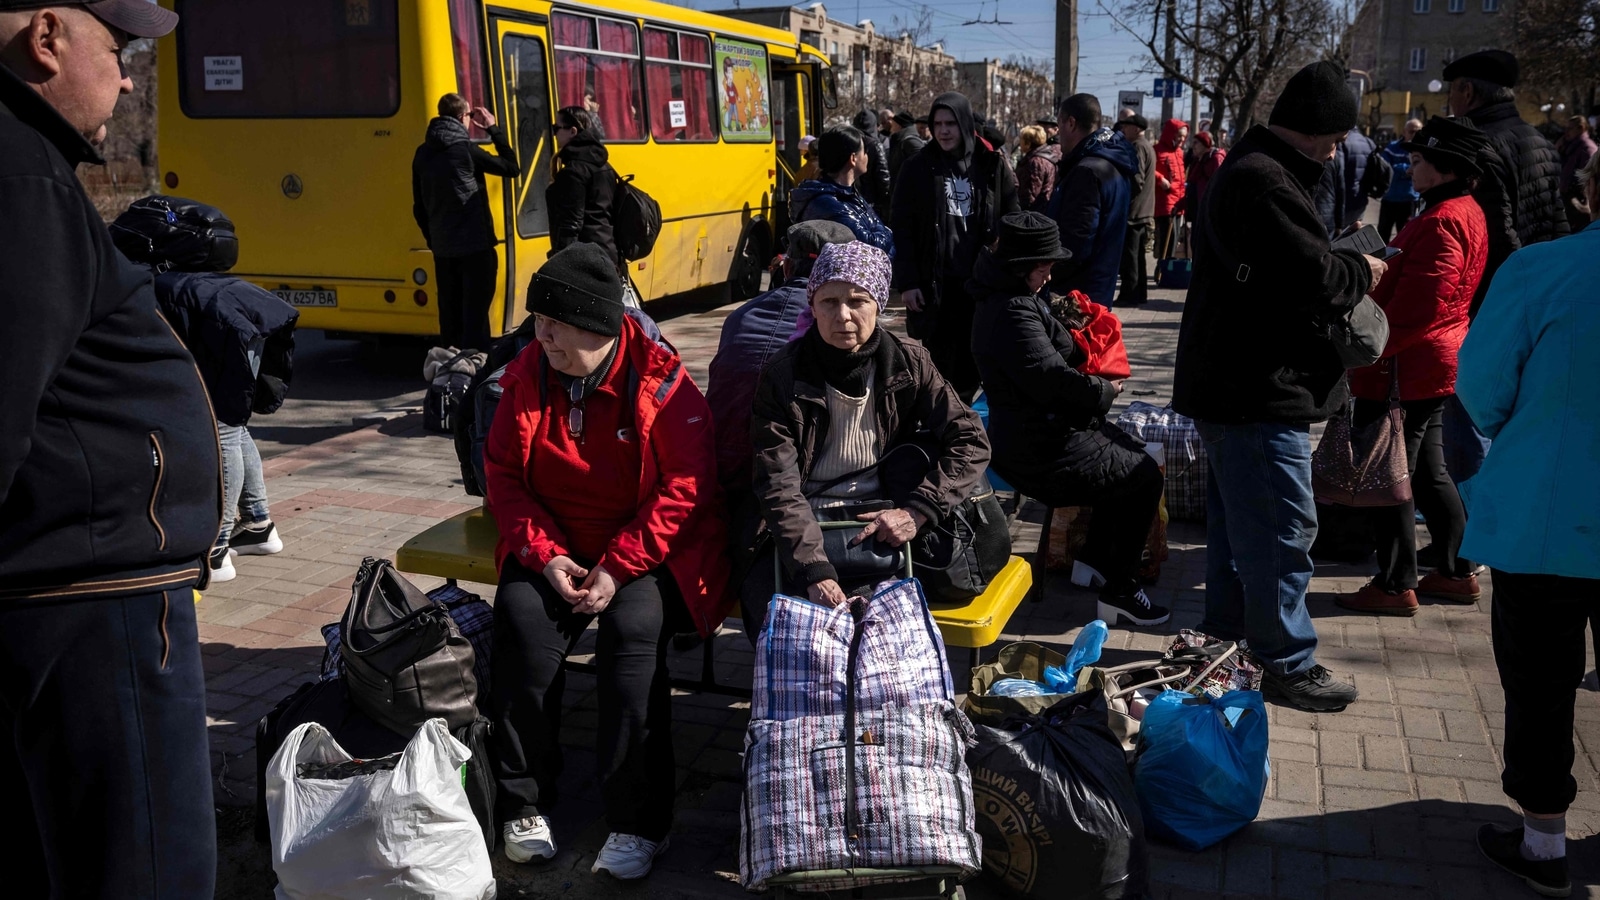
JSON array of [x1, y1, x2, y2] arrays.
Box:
[[804, 325, 881, 398]]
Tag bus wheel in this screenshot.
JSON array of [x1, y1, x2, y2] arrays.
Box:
[[730, 224, 769, 301]]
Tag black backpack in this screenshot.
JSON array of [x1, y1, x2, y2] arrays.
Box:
[[425, 350, 484, 434], [611, 169, 662, 261], [110, 194, 239, 272]]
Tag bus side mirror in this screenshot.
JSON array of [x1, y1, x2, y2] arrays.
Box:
[[820, 68, 838, 109]]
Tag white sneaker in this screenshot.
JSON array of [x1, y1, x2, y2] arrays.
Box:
[[229, 520, 283, 555], [1070, 559, 1106, 588], [503, 816, 557, 863], [592, 832, 668, 880], [209, 547, 236, 583]]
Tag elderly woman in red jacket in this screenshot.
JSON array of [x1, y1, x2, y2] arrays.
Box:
[[1152, 118, 1188, 258], [483, 243, 730, 879], [1335, 117, 1489, 617]]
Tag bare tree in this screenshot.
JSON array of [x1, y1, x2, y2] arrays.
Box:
[[84, 42, 158, 220], [1513, 0, 1600, 113], [874, 5, 955, 116], [1102, 0, 1338, 134], [1004, 55, 1058, 127]]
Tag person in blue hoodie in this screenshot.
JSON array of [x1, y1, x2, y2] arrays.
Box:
[[788, 126, 895, 254], [1378, 118, 1423, 240], [1046, 93, 1138, 306]]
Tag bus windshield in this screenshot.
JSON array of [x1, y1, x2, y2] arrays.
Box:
[[175, 0, 401, 118]]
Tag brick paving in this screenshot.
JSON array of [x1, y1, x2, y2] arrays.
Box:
[[205, 285, 1600, 899]]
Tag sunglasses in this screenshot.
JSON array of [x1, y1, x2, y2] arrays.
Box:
[[567, 379, 586, 442]]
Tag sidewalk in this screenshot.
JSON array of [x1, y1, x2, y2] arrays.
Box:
[[203, 285, 1600, 899]]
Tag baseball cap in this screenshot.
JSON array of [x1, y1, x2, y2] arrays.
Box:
[[0, 0, 179, 39]]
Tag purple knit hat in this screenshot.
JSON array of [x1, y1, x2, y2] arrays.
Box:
[[806, 241, 892, 310]]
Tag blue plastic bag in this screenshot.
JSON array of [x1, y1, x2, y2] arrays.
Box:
[[1133, 689, 1269, 850]]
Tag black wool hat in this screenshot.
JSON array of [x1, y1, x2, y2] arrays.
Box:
[[1441, 49, 1519, 88], [1399, 115, 1488, 177], [893, 110, 916, 127], [1269, 61, 1359, 136], [1117, 113, 1149, 131], [525, 243, 625, 337], [1036, 114, 1058, 127], [994, 211, 1072, 265]]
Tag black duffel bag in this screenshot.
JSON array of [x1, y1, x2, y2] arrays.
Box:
[[878, 439, 1012, 603], [340, 557, 479, 735]]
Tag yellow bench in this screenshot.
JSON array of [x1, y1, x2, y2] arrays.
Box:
[[396, 507, 1032, 691]]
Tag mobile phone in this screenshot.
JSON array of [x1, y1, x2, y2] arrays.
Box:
[[1374, 246, 1403, 261]]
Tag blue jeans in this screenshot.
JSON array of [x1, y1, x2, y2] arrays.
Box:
[[217, 423, 270, 548], [0, 590, 215, 897], [1195, 420, 1322, 677]]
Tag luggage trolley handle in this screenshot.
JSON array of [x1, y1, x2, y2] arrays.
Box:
[[841, 595, 868, 862], [772, 521, 915, 590]]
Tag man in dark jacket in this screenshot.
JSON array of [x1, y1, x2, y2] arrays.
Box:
[[891, 91, 1020, 398], [1117, 112, 1155, 306], [886, 110, 925, 192], [1047, 93, 1138, 306], [0, 3, 220, 896], [1445, 49, 1569, 314], [412, 92, 521, 352], [1173, 61, 1386, 713], [852, 108, 892, 220], [1313, 127, 1381, 237]]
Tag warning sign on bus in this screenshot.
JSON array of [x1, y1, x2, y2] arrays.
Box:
[[715, 39, 770, 142], [204, 56, 243, 91]]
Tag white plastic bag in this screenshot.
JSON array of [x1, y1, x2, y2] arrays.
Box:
[[266, 718, 495, 900]]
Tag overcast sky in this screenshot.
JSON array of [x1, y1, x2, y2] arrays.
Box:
[[688, 0, 1193, 120]]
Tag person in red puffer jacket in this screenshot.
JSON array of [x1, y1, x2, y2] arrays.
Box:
[[1335, 117, 1490, 618], [483, 242, 731, 878], [1152, 118, 1188, 258]]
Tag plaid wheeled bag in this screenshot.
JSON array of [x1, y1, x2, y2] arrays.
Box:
[[740, 579, 982, 890], [1116, 401, 1208, 521]]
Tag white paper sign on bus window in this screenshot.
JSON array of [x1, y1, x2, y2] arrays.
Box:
[[668, 100, 688, 129], [204, 56, 243, 91]]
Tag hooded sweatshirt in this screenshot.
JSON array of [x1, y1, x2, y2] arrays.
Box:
[[1153, 118, 1188, 216], [411, 116, 521, 258], [548, 130, 618, 263], [1047, 126, 1139, 305]]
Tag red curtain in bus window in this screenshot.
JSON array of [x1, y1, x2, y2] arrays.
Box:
[[595, 19, 641, 140], [552, 14, 588, 109], [644, 30, 675, 141], [448, 0, 488, 136], [679, 35, 714, 140]]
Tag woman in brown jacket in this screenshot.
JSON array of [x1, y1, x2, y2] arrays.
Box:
[[744, 242, 990, 636]]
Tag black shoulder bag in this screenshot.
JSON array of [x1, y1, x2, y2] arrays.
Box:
[[340, 558, 479, 734]]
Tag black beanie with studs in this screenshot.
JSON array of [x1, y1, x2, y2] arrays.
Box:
[[525, 242, 625, 337]]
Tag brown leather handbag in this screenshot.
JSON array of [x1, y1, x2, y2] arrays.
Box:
[[1312, 367, 1411, 508], [340, 558, 479, 734]]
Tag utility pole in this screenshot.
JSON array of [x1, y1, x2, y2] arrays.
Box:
[[1160, 0, 1177, 120], [1189, 0, 1201, 127], [1054, 0, 1078, 108]]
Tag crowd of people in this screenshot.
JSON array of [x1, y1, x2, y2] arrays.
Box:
[[2, 0, 1596, 893]]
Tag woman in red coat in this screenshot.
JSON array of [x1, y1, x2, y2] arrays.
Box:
[[1152, 118, 1188, 258], [1336, 117, 1490, 617], [483, 243, 731, 878]]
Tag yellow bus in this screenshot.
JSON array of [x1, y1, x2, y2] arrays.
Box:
[[156, 0, 835, 339]]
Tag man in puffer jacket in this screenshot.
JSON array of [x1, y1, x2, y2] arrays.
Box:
[[1047, 93, 1139, 306], [1444, 49, 1569, 314], [412, 92, 521, 352], [789, 126, 895, 253]]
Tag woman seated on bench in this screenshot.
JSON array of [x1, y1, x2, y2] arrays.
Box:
[[970, 211, 1168, 627], [482, 243, 730, 880], [745, 240, 989, 634]]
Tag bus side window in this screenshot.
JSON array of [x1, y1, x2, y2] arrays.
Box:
[[504, 35, 553, 238], [551, 12, 645, 142]]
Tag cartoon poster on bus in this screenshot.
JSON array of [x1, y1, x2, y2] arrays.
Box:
[[714, 38, 771, 142]]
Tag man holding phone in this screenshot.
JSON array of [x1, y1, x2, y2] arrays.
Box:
[[1173, 61, 1385, 712]]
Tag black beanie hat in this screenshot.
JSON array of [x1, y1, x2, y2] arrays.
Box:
[[525, 242, 625, 337], [1269, 61, 1358, 136]]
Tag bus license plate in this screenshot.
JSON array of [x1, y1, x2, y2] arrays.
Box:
[[276, 289, 337, 308]]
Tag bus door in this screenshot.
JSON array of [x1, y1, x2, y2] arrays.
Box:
[[771, 64, 808, 232], [490, 15, 556, 335]]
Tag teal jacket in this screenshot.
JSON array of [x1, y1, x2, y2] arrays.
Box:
[[1457, 218, 1600, 578]]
